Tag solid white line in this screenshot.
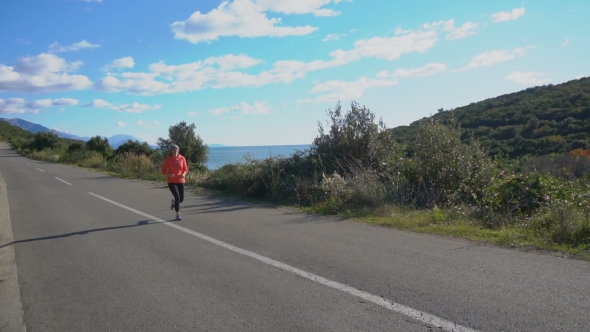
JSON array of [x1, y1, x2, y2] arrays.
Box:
[[87, 192, 479, 332], [55, 177, 72, 186], [35, 168, 45, 172]]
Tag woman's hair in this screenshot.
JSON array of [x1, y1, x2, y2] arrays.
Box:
[[168, 144, 179, 156]]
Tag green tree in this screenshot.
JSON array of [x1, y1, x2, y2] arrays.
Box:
[[86, 136, 113, 157], [312, 101, 397, 172], [30, 132, 61, 151], [157, 121, 208, 165], [115, 140, 153, 156], [67, 141, 87, 153]]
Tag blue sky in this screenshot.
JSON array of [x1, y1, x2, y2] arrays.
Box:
[[1, 0, 588, 146]]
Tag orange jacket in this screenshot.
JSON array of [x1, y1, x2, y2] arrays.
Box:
[[161, 155, 189, 183]]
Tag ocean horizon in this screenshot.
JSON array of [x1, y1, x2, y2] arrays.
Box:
[[206, 144, 311, 170]]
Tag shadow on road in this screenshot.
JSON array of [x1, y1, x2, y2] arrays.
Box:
[[180, 199, 259, 215], [0, 220, 174, 249]]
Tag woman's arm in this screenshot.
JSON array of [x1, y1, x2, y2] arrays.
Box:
[[181, 156, 189, 177], [161, 158, 169, 175]]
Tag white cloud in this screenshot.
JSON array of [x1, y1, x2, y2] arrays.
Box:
[[81, 99, 161, 113], [562, 38, 570, 46], [96, 22, 448, 95], [51, 98, 79, 106], [298, 77, 398, 103], [0, 53, 91, 93], [505, 71, 551, 85], [0, 97, 79, 114], [170, 0, 327, 44], [456, 46, 535, 71], [378, 63, 447, 78], [48, 40, 100, 53], [446, 21, 479, 40], [208, 100, 271, 116], [102, 57, 135, 71], [323, 33, 346, 42], [188, 111, 198, 117], [256, 0, 344, 16], [137, 120, 160, 128], [117, 121, 126, 127], [491, 7, 526, 23]]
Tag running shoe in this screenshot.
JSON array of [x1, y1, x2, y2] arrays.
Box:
[[176, 215, 182, 220]]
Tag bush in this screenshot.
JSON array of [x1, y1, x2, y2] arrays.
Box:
[[400, 118, 496, 208], [114, 152, 158, 180], [86, 136, 113, 158], [312, 101, 397, 173], [115, 140, 153, 157], [29, 132, 61, 151]]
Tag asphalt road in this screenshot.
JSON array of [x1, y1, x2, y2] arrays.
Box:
[[0, 142, 589, 332]]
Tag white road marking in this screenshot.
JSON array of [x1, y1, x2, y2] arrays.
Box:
[[55, 177, 73, 186], [87, 192, 479, 332], [36, 168, 45, 172]]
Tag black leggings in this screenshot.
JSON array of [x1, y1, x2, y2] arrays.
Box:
[[168, 183, 184, 212]]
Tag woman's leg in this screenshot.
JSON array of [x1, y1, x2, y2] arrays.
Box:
[[178, 183, 184, 204], [168, 183, 180, 212]]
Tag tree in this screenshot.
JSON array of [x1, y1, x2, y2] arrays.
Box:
[[157, 121, 208, 165], [115, 140, 153, 156], [29, 132, 61, 151], [312, 101, 397, 172], [67, 141, 87, 153], [86, 135, 113, 157]]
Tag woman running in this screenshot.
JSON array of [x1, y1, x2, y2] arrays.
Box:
[[161, 144, 188, 220]]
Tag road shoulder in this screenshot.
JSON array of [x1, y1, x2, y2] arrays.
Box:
[[0, 168, 26, 332]]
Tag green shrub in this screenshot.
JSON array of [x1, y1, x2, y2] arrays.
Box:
[[401, 118, 496, 208], [29, 132, 61, 151], [114, 152, 158, 180]]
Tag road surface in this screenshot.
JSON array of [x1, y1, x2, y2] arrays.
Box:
[[0, 143, 588, 331]]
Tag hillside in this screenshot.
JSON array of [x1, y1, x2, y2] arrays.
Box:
[[391, 77, 590, 158], [0, 120, 32, 142], [0, 118, 89, 141]]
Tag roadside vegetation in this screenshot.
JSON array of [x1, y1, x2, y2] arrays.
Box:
[[1, 77, 589, 259]]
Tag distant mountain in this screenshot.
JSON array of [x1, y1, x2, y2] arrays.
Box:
[[108, 134, 139, 149], [209, 143, 231, 147], [0, 117, 89, 141]]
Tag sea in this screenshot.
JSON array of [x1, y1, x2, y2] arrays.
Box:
[[206, 144, 311, 170]]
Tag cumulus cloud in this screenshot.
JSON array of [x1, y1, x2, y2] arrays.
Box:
[[102, 57, 135, 71], [137, 120, 160, 128], [322, 33, 346, 42], [456, 46, 535, 71], [96, 22, 453, 95], [0, 53, 91, 93], [117, 121, 126, 127], [208, 100, 271, 116], [0, 97, 78, 114], [170, 0, 339, 44], [491, 8, 526, 23], [298, 77, 398, 103], [562, 38, 570, 46], [48, 40, 100, 53], [446, 21, 479, 40], [256, 0, 344, 16], [81, 99, 161, 113], [377, 63, 447, 78], [505, 71, 551, 85], [423, 19, 478, 40]]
